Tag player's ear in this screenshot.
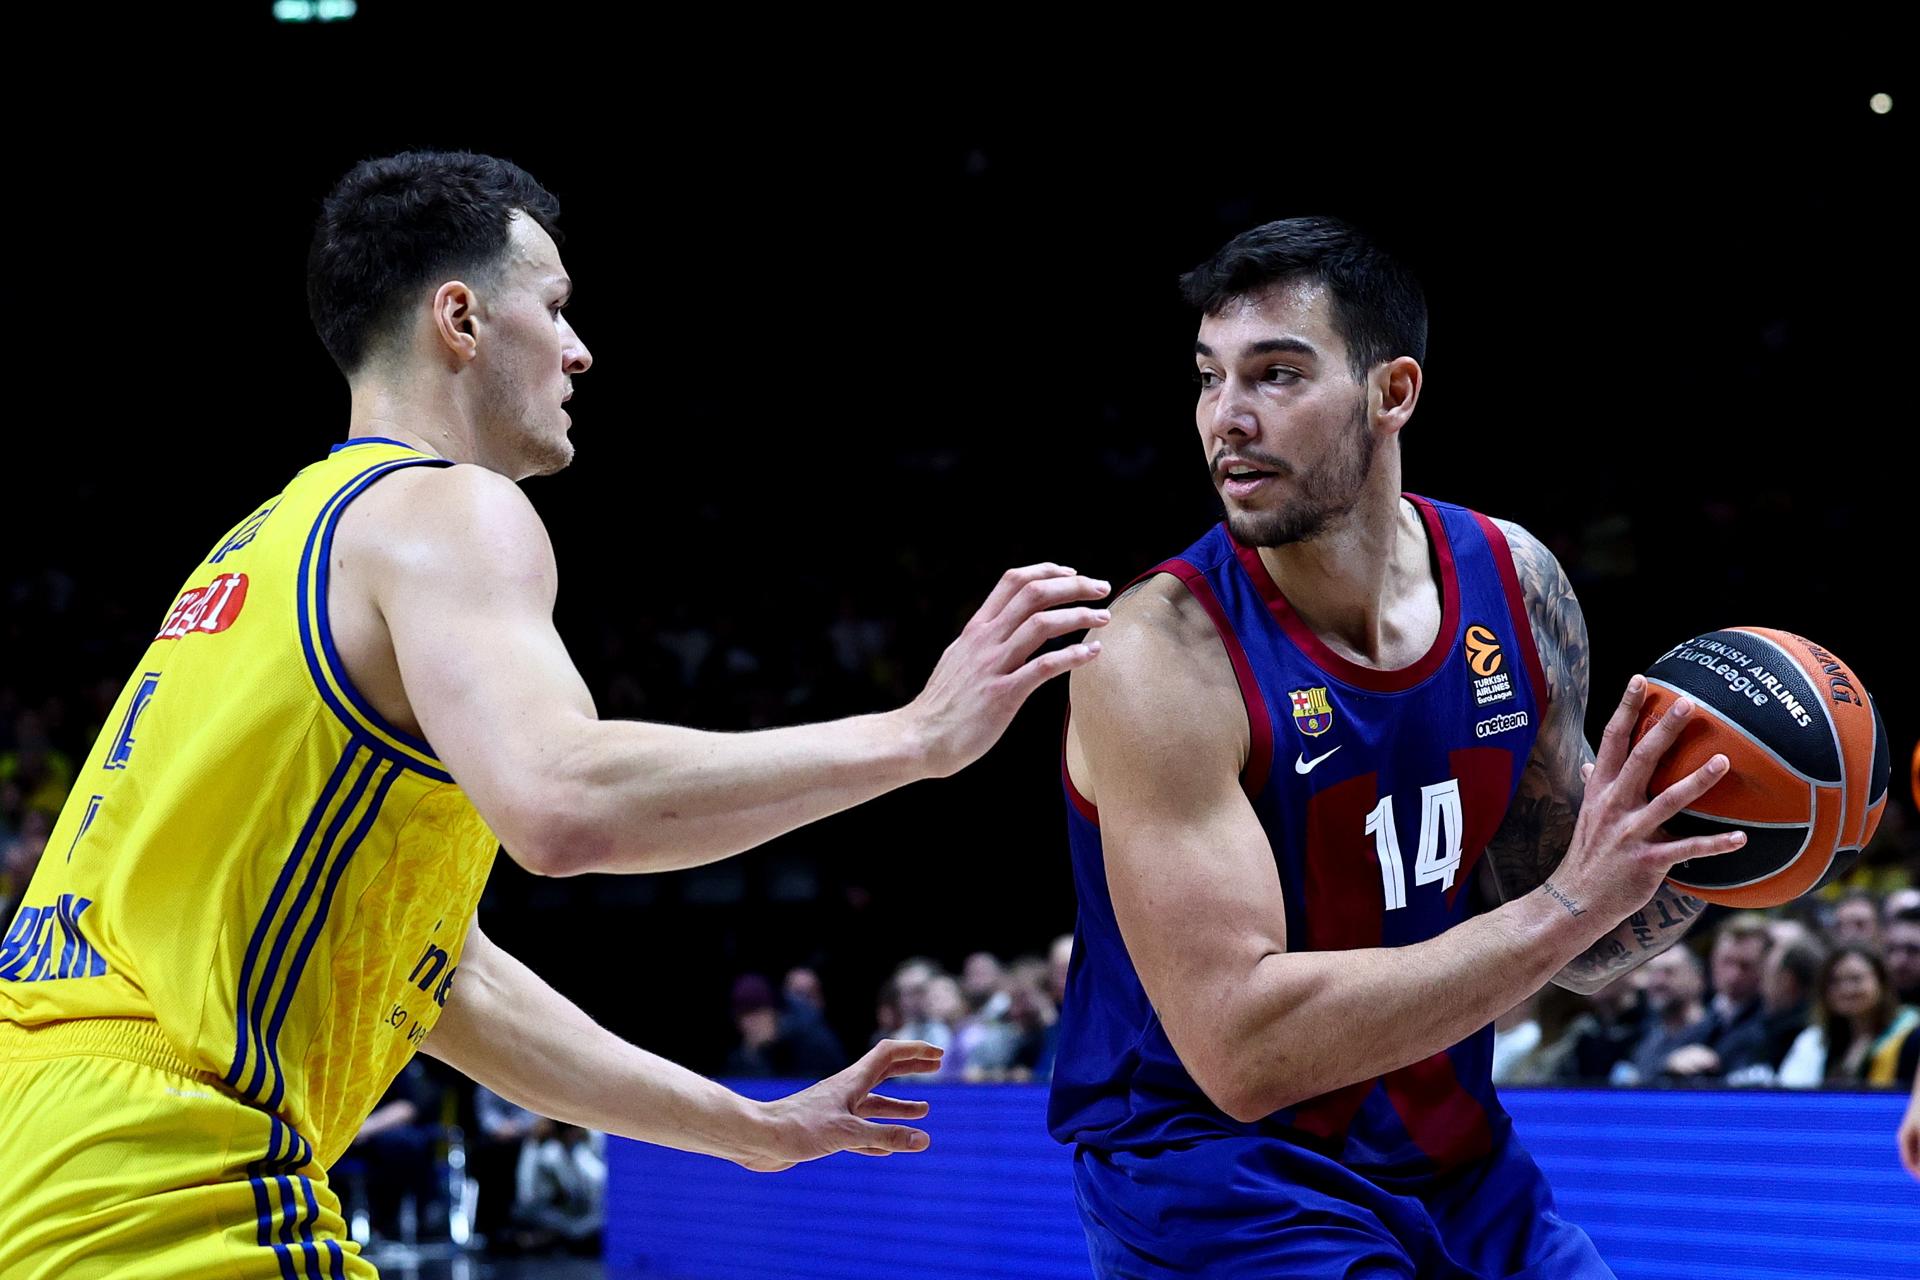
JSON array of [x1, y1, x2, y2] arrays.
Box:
[[1372, 356, 1422, 436], [432, 281, 480, 362]]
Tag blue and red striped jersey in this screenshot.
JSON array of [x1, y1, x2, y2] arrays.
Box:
[[1049, 494, 1549, 1181]]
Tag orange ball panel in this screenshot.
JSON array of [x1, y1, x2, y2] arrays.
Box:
[[1669, 785, 1842, 908], [1634, 684, 1812, 825]]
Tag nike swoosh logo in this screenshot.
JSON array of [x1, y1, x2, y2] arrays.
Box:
[[1295, 746, 1343, 775]]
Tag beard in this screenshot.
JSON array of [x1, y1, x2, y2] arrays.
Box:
[[479, 372, 575, 478], [1220, 395, 1375, 548], [521, 431, 574, 478]]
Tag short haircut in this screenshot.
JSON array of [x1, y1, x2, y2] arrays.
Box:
[[307, 150, 562, 376], [1180, 216, 1428, 380]]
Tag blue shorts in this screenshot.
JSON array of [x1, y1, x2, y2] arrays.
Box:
[[1073, 1129, 1614, 1279]]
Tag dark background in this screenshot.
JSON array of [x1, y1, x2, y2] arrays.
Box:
[[5, 13, 1913, 1071]]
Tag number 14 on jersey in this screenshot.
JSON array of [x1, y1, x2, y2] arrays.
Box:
[[1363, 780, 1464, 911]]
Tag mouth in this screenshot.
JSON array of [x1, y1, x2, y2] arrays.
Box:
[[1218, 461, 1281, 500]]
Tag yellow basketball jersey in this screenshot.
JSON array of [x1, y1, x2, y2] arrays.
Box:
[[0, 437, 498, 1168]]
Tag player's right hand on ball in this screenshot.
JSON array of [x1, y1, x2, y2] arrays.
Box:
[[905, 563, 1111, 778], [736, 1039, 944, 1173], [1545, 676, 1749, 930]]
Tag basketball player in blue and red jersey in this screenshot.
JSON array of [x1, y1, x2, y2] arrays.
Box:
[[1051, 218, 1751, 1278], [0, 151, 1110, 1278]]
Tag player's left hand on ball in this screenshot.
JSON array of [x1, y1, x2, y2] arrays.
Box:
[[906, 563, 1111, 778], [737, 1039, 943, 1173]]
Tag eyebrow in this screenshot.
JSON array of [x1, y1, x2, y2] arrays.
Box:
[[544, 275, 573, 302], [1194, 337, 1319, 360]]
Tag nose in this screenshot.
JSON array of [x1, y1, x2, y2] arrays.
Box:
[[563, 321, 592, 375], [1207, 374, 1261, 444]]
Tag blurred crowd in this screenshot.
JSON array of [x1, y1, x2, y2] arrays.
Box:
[[728, 889, 1920, 1095], [1493, 890, 1920, 1090]]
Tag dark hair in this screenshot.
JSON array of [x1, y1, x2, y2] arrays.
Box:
[[307, 150, 562, 376], [1716, 913, 1773, 950], [1776, 940, 1825, 995], [1179, 216, 1428, 380]]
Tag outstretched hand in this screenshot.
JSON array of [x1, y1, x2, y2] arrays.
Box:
[[907, 563, 1111, 778], [735, 1039, 945, 1173]]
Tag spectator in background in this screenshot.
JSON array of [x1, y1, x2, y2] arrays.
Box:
[[1884, 908, 1920, 1007], [892, 959, 953, 1067], [1003, 975, 1057, 1081], [784, 966, 826, 1017], [1721, 940, 1825, 1085], [1555, 973, 1645, 1085], [1779, 944, 1919, 1088], [1663, 916, 1770, 1080], [1048, 934, 1072, 1006], [872, 978, 904, 1047], [1619, 945, 1709, 1085], [1884, 888, 1920, 931], [1, 811, 52, 935], [1829, 890, 1882, 950], [725, 974, 846, 1079], [957, 952, 1021, 1081], [921, 975, 969, 1079], [1492, 993, 1542, 1084], [511, 1123, 607, 1256], [1496, 986, 1591, 1085], [472, 1085, 546, 1248], [343, 1057, 447, 1243], [1008, 952, 1050, 995], [961, 952, 1004, 1009], [780, 966, 846, 1061], [1765, 916, 1820, 958], [1034, 934, 1073, 1080]]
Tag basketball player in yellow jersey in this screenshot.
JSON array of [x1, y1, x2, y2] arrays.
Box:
[[0, 151, 1112, 1279]]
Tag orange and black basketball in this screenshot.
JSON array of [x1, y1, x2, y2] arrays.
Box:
[[1910, 736, 1919, 811], [1633, 627, 1890, 908]]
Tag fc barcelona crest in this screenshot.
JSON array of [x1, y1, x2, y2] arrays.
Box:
[[1289, 687, 1334, 737]]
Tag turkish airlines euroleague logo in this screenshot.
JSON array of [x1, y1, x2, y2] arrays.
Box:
[[155, 573, 249, 641], [1466, 622, 1515, 706], [1465, 625, 1505, 677]]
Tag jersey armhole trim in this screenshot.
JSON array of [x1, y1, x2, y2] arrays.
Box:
[[298, 458, 456, 782], [1156, 559, 1275, 801], [1468, 511, 1553, 715]]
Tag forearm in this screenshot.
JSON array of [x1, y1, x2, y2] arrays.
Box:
[[550, 710, 928, 874], [1553, 883, 1706, 993], [1485, 739, 1708, 995], [423, 933, 763, 1162], [1223, 887, 1595, 1119]]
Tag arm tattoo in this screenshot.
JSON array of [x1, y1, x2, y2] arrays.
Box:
[[1558, 885, 1706, 991], [1541, 880, 1588, 918], [1479, 521, 1705, 992], [1479, 520, 1591, 904]]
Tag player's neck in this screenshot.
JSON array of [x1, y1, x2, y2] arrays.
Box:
[[1253, 451, 1434, 668], [344, 373, 511, 474]]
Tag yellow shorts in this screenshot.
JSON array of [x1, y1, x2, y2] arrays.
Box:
[[0, 1017, 374, 1280]]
